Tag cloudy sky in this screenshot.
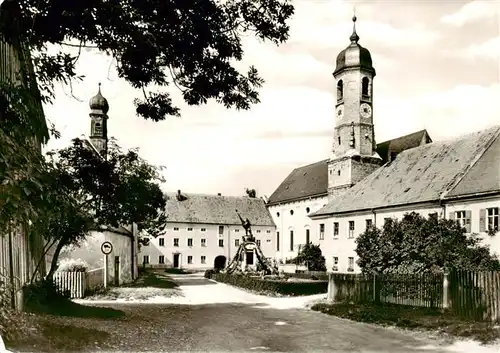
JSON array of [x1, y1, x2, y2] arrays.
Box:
[[42, 0, 500, 198]]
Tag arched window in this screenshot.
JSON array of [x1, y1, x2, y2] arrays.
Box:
[[337, 80, 343, 101], [362, 77, 370, 98]]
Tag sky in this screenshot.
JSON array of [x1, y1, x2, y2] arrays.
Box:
[[42, 0, 500, 199]]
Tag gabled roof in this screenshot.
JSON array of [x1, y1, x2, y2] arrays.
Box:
[[445, 130, 500, 198], [311, 126, 500, 217], [267, 160, 329, 206], [376, 129, 432, 164], [267, 129, 432, 205], [165, 192, 275, 226]]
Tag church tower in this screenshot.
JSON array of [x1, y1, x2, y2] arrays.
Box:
[[88, 83, 109, 158], [328, 16, 382, 201]]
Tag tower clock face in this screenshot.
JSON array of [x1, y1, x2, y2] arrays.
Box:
[[336, 105, 344, 119], [360, 103, 372, 118]]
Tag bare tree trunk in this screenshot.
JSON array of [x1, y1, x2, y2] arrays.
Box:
[[30, 237, 58, 284], [45, 238, 67, 282]]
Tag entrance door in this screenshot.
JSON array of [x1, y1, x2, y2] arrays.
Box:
[[173, 254, 180, 268], [246, 251, 254, 265], [114, 256, 120, 286]]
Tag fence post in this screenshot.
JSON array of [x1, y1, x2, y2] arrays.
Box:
[[327, 273, 337, 302], [442, 270, 450, 310], [373, 273, 380, 304]]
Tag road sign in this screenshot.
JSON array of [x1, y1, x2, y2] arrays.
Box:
[[101, 241, 113, 255]]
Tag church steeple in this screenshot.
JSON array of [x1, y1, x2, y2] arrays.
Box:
[[327, 16, 382, 202], [89, 83, 109, 158]]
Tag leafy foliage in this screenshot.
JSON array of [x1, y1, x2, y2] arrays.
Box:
[[296, 243, 327, 272], [355, 212, 500, 274], [28, 138, 167, 280], [245, 188, 257, 198], [2, 0, 294, 122]]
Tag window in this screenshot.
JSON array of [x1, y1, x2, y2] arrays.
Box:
[[201, 256, 206, 264], [266, 230, 271, 233], [337, 170, 341, 176], [306, 229, 311, 243], [173, 227, 179, 231], [173, 238, 179, 247], [277, 212, 280, 217], [319, 224, 324, 240], [159, 255, 165, 264], [365, 219, 373, 230], [333, 222, 339, 237], [187, 256, 193, 264], [94, 122, 102, 134], [348, 221, 355, 238], [201, 228, 206, 232], [201, 239, 206, 247], [332, 256, 339, 271], [159, 238, 165, 246], [456, 211, 467, 227], [235, 239, 240, 247], [487, 208, 499, 232], [348, 257, 354, 270], [362, 77, 369, 98], [306, 207, 310, 213], [290, 230, 294, 251], [256, 230, 261, 233], [256, 240, 261, 246], [218, 239, 224, 247], [384, 218, 391, 225], [143, 255, 149, 264], [218, 225, 224, 235], [337, 80, 343, 101], [266, 239, 271, 243], [187, 238, 193, 247], [277, 231, 280, 251], [235, 229, 240, 233], [187, 227, 193, 231], [338, 136, 341, 145], [290, 210, 294, 215]]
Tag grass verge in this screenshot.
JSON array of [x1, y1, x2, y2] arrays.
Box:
[[311, 302, 500, 344]]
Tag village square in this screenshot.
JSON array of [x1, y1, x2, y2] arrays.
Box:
[[0, 0, 500, 352]]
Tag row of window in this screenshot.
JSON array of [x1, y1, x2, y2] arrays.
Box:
[[336, 77, 370, 102], [276, 208, 311, 218], [332, 256, 355, 271], [143, 255, 206, 265], [170, 226, 272, 234], [452, 208, 499, 232], [154, 238, 272, 248]]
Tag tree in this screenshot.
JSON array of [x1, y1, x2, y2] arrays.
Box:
[[295, 243, 326, 272], [1, 0, 294, 123], [355, 212, 500, 275], [30, 138, 167, 281], [245, 188, 256, 198]]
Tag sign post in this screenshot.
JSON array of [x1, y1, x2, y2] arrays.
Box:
[[100, 241, 113, 289]]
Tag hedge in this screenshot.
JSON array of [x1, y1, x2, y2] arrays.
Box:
[[208, 272, 328, 296]]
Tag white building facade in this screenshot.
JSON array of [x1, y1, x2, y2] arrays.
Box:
[[139, 191, 276, 270]]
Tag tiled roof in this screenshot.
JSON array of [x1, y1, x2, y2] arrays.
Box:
[[165, 192, 275, 226], [267, 160, 329, 205], [445, 131, 500, 198], [376, 129, 432, 164], [311, 126, 500, 216], [267, 130, 432, 205]]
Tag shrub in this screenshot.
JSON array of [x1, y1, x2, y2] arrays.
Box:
[[56, 258, 89, 272], [204, 269, 215, 279], [23, 279, 71, 312], [212, 273, 327, 296]]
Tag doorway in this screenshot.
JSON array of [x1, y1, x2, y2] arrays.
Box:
[[246, 251, 254, 265], [173, 253, 180, 268], [214, 255, 227, 270], [114, 256, 120, 286]]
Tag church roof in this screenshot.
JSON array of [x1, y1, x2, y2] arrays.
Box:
[[311, 126, 500, 217], [267, 160, 329, 206], [267, 129, 431, 205], [376, 129, 432, 164], [165, 192, 275, 226]]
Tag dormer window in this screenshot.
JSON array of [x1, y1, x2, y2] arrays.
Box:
[[362, 77, 370, 98], [337, 80, 343, 102]]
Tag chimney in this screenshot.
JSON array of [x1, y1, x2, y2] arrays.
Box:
[[176, 189, 187, 201], [217, 193, 221, 196]]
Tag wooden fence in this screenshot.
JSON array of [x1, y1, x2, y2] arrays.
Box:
[[327, 270, 500, 322], [54, 268, 105, 299]]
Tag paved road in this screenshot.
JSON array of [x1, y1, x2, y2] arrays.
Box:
[[17, 272, 466, 352]]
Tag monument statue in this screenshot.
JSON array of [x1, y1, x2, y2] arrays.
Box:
[[236, 209, 254, 241]]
